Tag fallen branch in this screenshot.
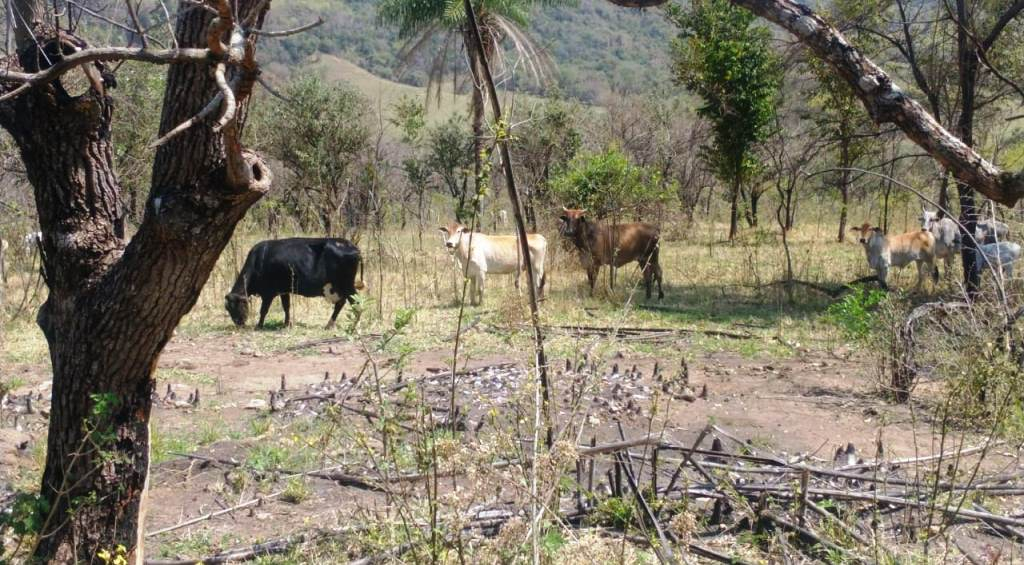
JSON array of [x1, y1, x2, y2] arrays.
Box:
[[144, 531, 324, 564], [145, 490, 284, 538]]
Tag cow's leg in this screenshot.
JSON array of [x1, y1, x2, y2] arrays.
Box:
[[876, 266, 889, 291], [281, 293, 291, 327], [325, 301, 344, 330], [475, 272, 485, 305], [256, 294, 272, 327], [534, 264, 545, 299], [586, 266, 598, 296], [642, 259, 653, 300]]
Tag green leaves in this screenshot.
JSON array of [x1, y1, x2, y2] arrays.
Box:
[[667, 0, 781, 184], [550, 146, 676, 218]]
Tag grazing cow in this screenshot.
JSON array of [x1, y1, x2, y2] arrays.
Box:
[[439, 222, 547, 306], [919, 209, 962, 277], [557, 208, 664, 300], [224, 238, 365, 329], [977, 241, 1022, 280], [851, 223, 937, 291], [976, 218, 1010, 244]]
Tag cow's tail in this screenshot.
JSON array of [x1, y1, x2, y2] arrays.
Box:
[[354, 254, 367, 291]]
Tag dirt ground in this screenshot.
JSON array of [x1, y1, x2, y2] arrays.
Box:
[[6, 318, 1009, 563]]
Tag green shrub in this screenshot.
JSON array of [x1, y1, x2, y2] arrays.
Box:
[[827, 287, 887, 341]]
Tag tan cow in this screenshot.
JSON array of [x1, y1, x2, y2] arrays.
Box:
[[439, 222, 547, 305], [851, 222, 937, 291]]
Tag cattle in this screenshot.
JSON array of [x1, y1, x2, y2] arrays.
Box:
[[439, 222, 547, 306], [557, 208, 664, 300], [23, 231, 41, 255], [224, 238, 365, 329], [851, 223, 937, 291], [919, 209, 962, 277], [976, 218, 1010, 244], [977, 241, 1022, 280]]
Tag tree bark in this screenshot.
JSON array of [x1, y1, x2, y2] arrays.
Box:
[[729, 176, 740, 240], [956, 0, 981, 295], [0, 2, 273, 562], [837, 137, 851, 242], [464, 27, 487, 218]]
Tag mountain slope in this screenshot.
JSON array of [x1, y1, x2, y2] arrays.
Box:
[[260, 0, 676, 102]]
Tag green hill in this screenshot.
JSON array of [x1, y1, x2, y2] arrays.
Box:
[[260, 0, 675, 103], [303, 54, 554, 125]]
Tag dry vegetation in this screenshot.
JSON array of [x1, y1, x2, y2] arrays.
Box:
[[5, 201, 1024, 563]]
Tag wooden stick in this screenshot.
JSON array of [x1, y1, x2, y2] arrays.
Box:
[[798, 469, 809, 527], [146, 490, 284, 537], [734, 484, 1024, 528], [616, 451, 679, 565]]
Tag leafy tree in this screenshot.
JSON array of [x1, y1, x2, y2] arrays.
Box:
[[806, 57, 877, 242], [390, 95, 431, 232], [512, 95, 582, 228], [549, 146, 676, 220], [377, 0, 571, 197], [425, 116, 475, 220], [258, 75, 373, 236], [668, 0, 781, 240]]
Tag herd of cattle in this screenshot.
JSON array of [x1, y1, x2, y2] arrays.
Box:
[[851, 208, 1020, 292], [0, 207, 1019, 329]]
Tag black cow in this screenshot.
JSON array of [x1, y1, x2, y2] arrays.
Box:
[[225, 238, 365, 329]]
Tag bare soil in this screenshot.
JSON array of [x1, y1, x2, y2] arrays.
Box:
[[0, 327, 1012, 561]]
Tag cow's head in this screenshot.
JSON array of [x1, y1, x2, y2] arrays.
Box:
[[224, 293, 250, 326], [919, 208, 938, 230], [438, 222, 467, 252], [850, 222, 882, 245], [558, 207, 588, 238]]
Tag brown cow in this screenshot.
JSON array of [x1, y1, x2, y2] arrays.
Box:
[[558, 208, 664, 300]]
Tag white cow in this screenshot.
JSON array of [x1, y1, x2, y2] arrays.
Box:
[[23, 231, 41, 255], [978, 241, 1022, 280], [439, 222, 547, 305], [976, 219, 1010, 244], [919, 209, 962, 277], [852, 222, 937, 291]]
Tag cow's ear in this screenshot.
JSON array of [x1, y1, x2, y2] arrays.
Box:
[[850, 227, 860, 232], [872, 227, 883, 233], [438, 226, 448, 233]]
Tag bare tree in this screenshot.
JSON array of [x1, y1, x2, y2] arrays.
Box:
[[0, 0, 276, 560]]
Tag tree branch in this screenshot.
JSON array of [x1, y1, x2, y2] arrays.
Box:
[[605, 0, 1024, 206]]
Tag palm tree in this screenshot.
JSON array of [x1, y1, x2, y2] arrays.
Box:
[[378, 0, 570, 213]]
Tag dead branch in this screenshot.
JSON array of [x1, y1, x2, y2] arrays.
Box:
[[145, 489, 285, 538], [253, 17, 325, 37]]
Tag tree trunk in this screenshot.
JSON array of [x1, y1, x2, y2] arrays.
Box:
[[748, 189, 760, 227], [836, 137, 851, 242], [464, 27, 487, 211], [956, 0, 981, 295], [0, 3, 273, 562], [729, 177, 740, 240]]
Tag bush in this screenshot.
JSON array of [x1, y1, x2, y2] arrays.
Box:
[[549, 147, 676, 219], [826, 287, 886, 341]]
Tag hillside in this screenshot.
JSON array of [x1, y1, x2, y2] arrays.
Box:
[[301, 54, 556, 126], [260, 0, 675, 103]]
